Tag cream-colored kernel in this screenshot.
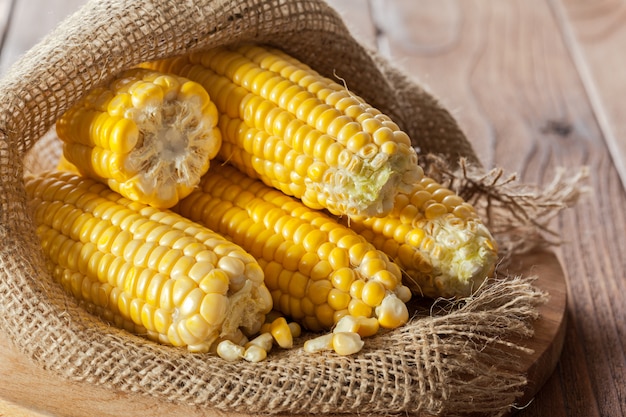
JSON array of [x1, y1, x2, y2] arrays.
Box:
[[332, 332, 364, 356], [303, 333, 333, 353], [245, 332, 274, 352], [216, 340, 245, 362], [333, 315, 360, 333], [243, 345, 268, 363], [217, 255, 246, 279], [288, 321, 302, 338], [395, 285, 413, 303]]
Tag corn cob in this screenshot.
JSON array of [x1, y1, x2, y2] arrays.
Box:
[[56, 68, 221, 209], [174, 163, 412, 333], [348, 176, 498, 298], [141, 44, 423, 217], [25, 170, 272, 353]]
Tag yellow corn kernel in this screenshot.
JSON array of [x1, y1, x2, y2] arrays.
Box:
[[25, 170, 272, 355], [56, 69, 221, 209], [269, 316, 293, 349], [361, 280, 386, 307], [142, 44, 422, 217]]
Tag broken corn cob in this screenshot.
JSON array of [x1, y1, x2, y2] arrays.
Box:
[[56, 68, 221, 209], [141, 44, 423, 217], [25, 170, 272, 353], [174, 163, 412, 333], [348, 176, 498, 298]]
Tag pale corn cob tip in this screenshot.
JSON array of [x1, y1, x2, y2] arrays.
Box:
[[25, 170, 273, 354], [141, 43, 424, 218], [349, 176, 498, 299], [56, 68, 222, 209], [407, 213, 497, 298]]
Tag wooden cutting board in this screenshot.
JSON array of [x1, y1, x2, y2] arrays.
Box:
[[0, 250, 567, 417]]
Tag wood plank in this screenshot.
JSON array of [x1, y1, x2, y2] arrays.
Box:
[[370, 0, 601, 174], [371, 1, 626, 416], [324, 0, 377, 50], [553, 0, 626, 193], [0, 0, 15, 56], [0, 398, 52, 417]]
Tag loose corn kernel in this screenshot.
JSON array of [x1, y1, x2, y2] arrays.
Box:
[[243, 345, 268, 362], [303, 333, 334, 353], [270, 316, 293, 348], [216, 340, 245, 362], [245, 332, 274, 352], [332, 332, 364, 356]]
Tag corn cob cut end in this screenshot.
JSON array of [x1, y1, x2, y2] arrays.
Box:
[[324, 144, 424, 218], [56, 68, 222, 209], [405, 214, 498, 298]]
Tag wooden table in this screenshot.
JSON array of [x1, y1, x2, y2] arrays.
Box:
[[0, 1, 624, 416]]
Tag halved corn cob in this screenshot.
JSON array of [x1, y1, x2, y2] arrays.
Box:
[[174, 163, 412, 333], [141, 44, 423, 217], [25, 170, 272, 353], [56, 68, 221, 209], [348, 176, 498, 298]]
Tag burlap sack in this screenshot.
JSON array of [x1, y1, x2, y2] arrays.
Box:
[[0, 1, 561, 416]]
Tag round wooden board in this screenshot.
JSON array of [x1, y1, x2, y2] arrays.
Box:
[[0, 250, 567, 417]]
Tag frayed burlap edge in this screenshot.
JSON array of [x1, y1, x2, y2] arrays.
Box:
[[0, 0, 584, 416], [421, 154, 589, 260]]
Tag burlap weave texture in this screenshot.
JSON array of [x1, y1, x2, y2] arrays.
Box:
[[0, 1, 547, 416]]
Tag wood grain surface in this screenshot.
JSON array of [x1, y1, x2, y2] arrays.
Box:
[[1, 1, 625, 416]]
